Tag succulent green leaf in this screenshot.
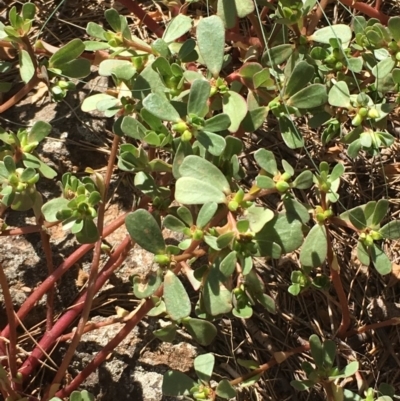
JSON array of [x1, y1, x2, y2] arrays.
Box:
[[372, 199, 388, 227], [163, 215, 187, 233], [120, 116, 146, 140], [254, 149, 278, 175], [125, 210, 166, 254], [245, 205, 274, 233], [261, 44, 294, 67], [217, 0, 237, 28], [323, 340, 336, 369], [162, 371, 195, 396], [177, 206, 193, 226], [179, 155, 230, 194], [86, 22, 106, 40], [357, 240, 370, 266], [19, 50, 34, 83], [28, 121, 52, 144], [172, 140, 192, 179], [371, 244, 392, 275], [255, 212, 304, 258], [133, 269, 163, 299], [372, 57, 396, 79], [42, 198, 69, 222], [3, 155, 16, 174], [349, 207, 367, 230], [300, 224, 327, 268], [285, 61, 315, 97], [310, 25, 352, 47], [182, 318, 217, 346], [283, 198, 310, 224], [163, 14, 193, 43], [204, 113, 231, 132], [22, 3, 35, 20], [222, 91, 247, 133], [292, 170, 313, 189], [60, 59, 91, 79], [175, 177, 227, 204], [204, 263, 232, 316], [197, 16, 225, 77], [196, 202, 218, 229], [81, 94, 118, 112], [328, 81, 351, 108], [388, 17, 400, 41], [379, 220, 400, 239], [196, 131, 226, 156], [279, 115, 304, 149], [334, 361, 359, 379], [219, 251, 237, 277], [309, 334, 324, 369], [99, 59, 134, 77], [164, 270, 191, 321], [241, 107, 268, 132], [188, 79, 210, 117], [194, 353, 215, 383], [256, 176, 275, 189], [153, 324, 177, 342], [76, 218, 99, 244], [49, 38, 85, 67], [287, 84, 328, 109], [143, 93, 180, 122], [216, 380, 236, 399], [105, 8, 121, 32]]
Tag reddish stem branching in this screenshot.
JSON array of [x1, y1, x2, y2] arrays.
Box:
[[0, 264, 18, 392], [0, 212, 128, 352]]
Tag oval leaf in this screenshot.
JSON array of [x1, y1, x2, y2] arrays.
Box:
[[222, 91, 247, 132], [197, 16, 225, 77], [300, 224, 327, 268], [125, 210, 166, 254], [49, 38, 85, 67], [163, 14, 193, 43], [143, 93, 180, 122], [164, 270, 191, 321], [287, 84, 328, 109]]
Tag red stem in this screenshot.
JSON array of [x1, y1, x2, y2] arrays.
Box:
[[0, 212, 128, 352], [18, 235, 132, 383], [339, 0, 389, 24], [0, 264, 18, 394], [115, 0, 164, 38]]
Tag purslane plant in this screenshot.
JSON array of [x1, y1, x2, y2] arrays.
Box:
[[1, 1, 400, 401]]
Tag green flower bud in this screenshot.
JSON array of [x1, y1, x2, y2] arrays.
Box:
[[172, 122, 188, 133], [358, 107, 368, 117], [363, 234, 374, 247], [396, 51, 400, 61], [323, 209, 333, 219], [154, 254, 170, 265], [388, 41, 399, 52], [316, 213, 325, 223], [335, 61, 343, 71], [210, 87, 218, 97], [234, 188, 245, 203], [8, 173, 19, 186], [192, 229, 204, 241], [181, 130, 192, 142], [320, 182, 331, 192], [275, 180, 290, 193], [352, 113, 363, 127], [367, 108, 380, 119], [281, 172, 291, 182], [370, 230, 383, 241], [228, 200, 239, 211]]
